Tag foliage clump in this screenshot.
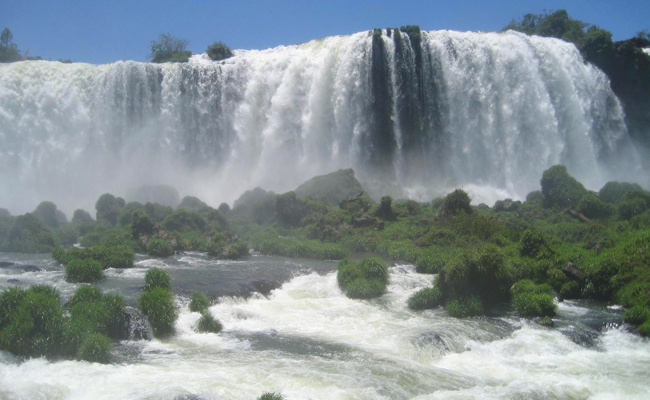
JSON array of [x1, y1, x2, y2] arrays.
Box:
[[65, 258, 104, 283], [150, 33, 191, 63], [577, 194, 613, 219], [0, 285, 126, 363], [139, 268, 177, 338], [3, 213, 57, 253], [540, 165, 588, 209], [197, 312, 223, 333], [407, 287, 442, 311], [511, 279, 557, 317], [147, 238, 174, 257], [337, 257, 389, 299], [206, 41, 233, 61], [444, 295, 483, 318], [374, 196, 397, 221], [437, 189, 473, 219], [189, 293, 211, 313]]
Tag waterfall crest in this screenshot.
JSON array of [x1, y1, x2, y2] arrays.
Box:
[[0, 30, 639, 213]]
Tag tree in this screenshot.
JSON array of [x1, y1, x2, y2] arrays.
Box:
[[0, 27, 22, 63], [149, 33, 192, 63], [206, 41, 233, 61]]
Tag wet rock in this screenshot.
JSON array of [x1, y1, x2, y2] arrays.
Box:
[[252, 279, 281, 296], [173, 395, 210, 400], [124, 306, 153, 341], [562, 262, 587, 281], [0, 261, 16, 267], [20, 265, 41, 272], [7, 279, 20, 284]]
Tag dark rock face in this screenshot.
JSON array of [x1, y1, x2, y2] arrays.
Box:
[[562, 262, 587, 281], [124, 306, 153, 341]]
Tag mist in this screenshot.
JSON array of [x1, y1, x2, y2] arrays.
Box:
[[0, 30, 645, 216]]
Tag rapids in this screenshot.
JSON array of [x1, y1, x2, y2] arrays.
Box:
[[1, 252, 649, 399], [0, 30, 643, 214]]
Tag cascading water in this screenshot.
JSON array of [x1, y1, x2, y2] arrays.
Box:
[[0, 30, 641, 214]]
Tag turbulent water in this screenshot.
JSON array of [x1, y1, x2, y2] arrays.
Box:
[[0, 30, 643, 214], [1, 252, 650, 399]]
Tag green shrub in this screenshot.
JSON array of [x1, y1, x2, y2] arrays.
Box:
[[163, 209, 207, 233], [144, 268, 172, 291], [257, 393, 284, 400], [438, 189, 473, 218], [95, 193, 124, 225], [33, 201, 65, 229], [639, 321, 650, 337], [337, 258, 389, 300], [540, 165, 588, 209], [77, 333, 112, 363], [4, 213, 57, 253], [69, 286, 103, 308], [578, 194, 613, 219], [407, 287, 442, 310], [102, 294, 128, 340], [344, 279, 386, 299], [445, 295, 483, 318], [623, 305, 650, 326], [65, 258, 104, 283], [197, 312, 223, 333], [149, 33, 191, 63], [70, 301, 109, 333], [252, 232, 347, 260], [520, 229, 550, 258], [189, 293, 210, 313], [599, 181, 644, 204], [147, 238, 174, 257], [206, 41, 233, 61], [54, 245, 134, 269], [618, 198, 648, 220], [560, 281, 581, 299], [138, 287, 177, 337], [415, 249, 454, 274], [0, 286, 64, 358], [360, 257, 389, 285], [511, 279, 557, 317]]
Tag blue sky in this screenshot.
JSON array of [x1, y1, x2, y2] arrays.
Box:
[[2, 0, 649, 64]]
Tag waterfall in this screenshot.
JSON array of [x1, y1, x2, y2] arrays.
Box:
[[0, 30, 640, 213]]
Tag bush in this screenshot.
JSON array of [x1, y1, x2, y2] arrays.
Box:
[[639, 321, 650, 337], [598, 181, 643, 204], [163, 209, 207, 233], [345, 279, 386, 299], [415, 249, 454, 274], [437, 189, 473, 218], [520, 229, 550, 258], [0, 286, 64, 358], [189, 293, 210, 313], [444, 295, 483, 318], [623, 305, 650, 326], [147, 238, 174, 257], [144, 268, 172, 291], [33, 201, 64, 228], [54, 245, 134, 269], [65, 258, 104, 283], [258, 393, 284, 400], [150, 33, 191, 63], [77, 332, 112, 363], [540, 165, 588, 209], [578, 194, 613, 219], [618, 198, 648, 220], [4, 213, 57, 253], [69, 286, 103, 308], [337, 258, 389, 299], [511, 279, 557, 317], [560, 281, 581, 299], [407, 287, 442, 310], [197, 312, 223, 333], [139, 287, 177, 337], [95, 193, 124, 225], [252, 232, 347, 260], [206, 41, 233, 61]]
